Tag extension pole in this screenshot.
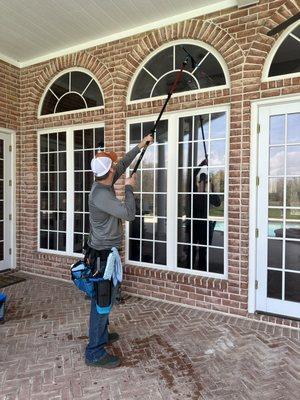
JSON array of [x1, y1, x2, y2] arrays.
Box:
[[131, 56, 189, 177], [199, 115, 208, 164]]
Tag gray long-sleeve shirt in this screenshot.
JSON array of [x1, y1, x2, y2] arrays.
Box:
[[88, 145, 140, 250]]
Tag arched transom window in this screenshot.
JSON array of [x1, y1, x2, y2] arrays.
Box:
[[40, 70, 104, 116], [129, 43, 228, 102], [268, 23, 300, 78]]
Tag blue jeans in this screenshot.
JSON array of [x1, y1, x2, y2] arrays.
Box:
[[85, 297, 109, 362]]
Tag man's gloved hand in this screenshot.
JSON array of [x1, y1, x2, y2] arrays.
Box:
[[125, 173, 136, 188]]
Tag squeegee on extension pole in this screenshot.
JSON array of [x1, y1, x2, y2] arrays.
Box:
[[131, 53, 190, 177]]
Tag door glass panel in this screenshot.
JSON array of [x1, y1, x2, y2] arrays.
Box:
[[285, 272, 300, 302], [286, 146, 300, 175], [285, 241, 300, 271], [269, 147, 285, 175], [269, 115, 285, 145], [268, 239, 282, 269], [287, 113, 300, 143], [267, 270, 282, 299]]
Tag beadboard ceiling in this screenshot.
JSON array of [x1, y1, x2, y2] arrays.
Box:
[[0, 0, 237, 67]]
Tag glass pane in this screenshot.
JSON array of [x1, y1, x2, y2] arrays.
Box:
[[74, 152, 83, 170], [84, 129, 94, 149], [268, 239, 282, 268], [177, 244, 191, 269], [156, 120, 168, 143], [209, 168, 224, 193], [155, 194, 166, 217], [40, 135, 48, 152], [209, 247, 224, 274], [179, 143, 192, 168], [0, 222, 2, 241], [210, 140, 225, 166], [85, 193, 89, 212], [210, 221, 224, 247], [142, 194, 154, 215], [176, 44, 207, 71], [287, 178, 300, 207], [178, 169, 191, 192], [193, 194, 207, 218], [155, 242, 166, 265], [129, 239, 140, 261], [193, 141, 207, 166], [59, 173, 66, 191], [40, 154, 48, 171], [286, 222, 300, 239], [0, 140, 2, 159], [142, 145, 154, 169], [287, 209, 300, 220], [40, 193, 48, 210], [85, 172, 94, 191], [40, 231, 48, 248], [193, 220, 207, 245], [142, 171, 153, 192], [71, 71, 91, 93], [74, 172, 83, 191], [49, 232, 57, 250], [269, 36, 300, 77], [0, 201, 2, 220], [152, 72, 198, 97], [58, 233, 66, 251], [95, 128, 104, 149], [49, 153, 57, 171], [156, 144, 168, 168], [131, 69, 155, 101], [141, 241, 153, 263], [49, 173, 57, 191], [196, 53, 226, 88], [267, 270, 282, 299], [210, 112, 226, 139], [209, 194, 224, 218], [0, 181, 2, 198], [155, 218, 166, 241], [192, 246, 207, 271], [269, 147, 284, 175], [129, 218, 140, 238], [145, 46, 173, 78], [41, 91, 57, 115], [74, 213, 83, 233], [130, 123, 141, 144], [59, 193, 66, 211], [50, 193, 57, 210], [155, 170, 167, 192], [56, 93, 86, 113], [59, 153, 66, 171], [40, 212, 48, 230], [285, 241, 300, 271], [84, 214, 89, 233], [268, 208, 283, 219], [141, 218, 153, 240], [178, 218, 191, 243], [59, 213, 66, 231], [49, 133, 57, 152], [178, 194, 191, 218], [40, 173, 48, 191], [84, 80, 103, 107], [194, 115, 209, 141], [269, 115, 285, 145], [287, 113, 300, 143], [269, 178, 284, 206], [287, 146, 300, 175], [134, 193, 141, 214], [179, 117, 193, 142], [268, 221, 283, 237], [51, 73, 69, 97], [49, 212, 58, 230], [73, 234, 83, 253], [285, 272, 300, 302], [58, 132, 66, 151], [75, 193, 83, 211], [74, 130, 83, 149]]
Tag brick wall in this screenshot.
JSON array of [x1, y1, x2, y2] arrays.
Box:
[[12, 0, 300, 325]]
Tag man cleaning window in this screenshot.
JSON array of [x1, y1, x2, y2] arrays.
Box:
[[84, 134, 153, 368]]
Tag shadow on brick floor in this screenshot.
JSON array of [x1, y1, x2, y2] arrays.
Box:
[[0, 273, 300, 400]]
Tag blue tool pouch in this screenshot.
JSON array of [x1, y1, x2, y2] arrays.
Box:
[[70, 260, 95, 298]]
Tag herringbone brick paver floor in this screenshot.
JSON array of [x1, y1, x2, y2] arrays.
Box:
[[1, 274, 300, 400]]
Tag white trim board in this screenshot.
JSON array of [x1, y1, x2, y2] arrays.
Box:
[[0, 0, 237, 69]]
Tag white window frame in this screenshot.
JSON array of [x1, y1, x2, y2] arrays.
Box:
[[38, 67, 105, 118], [125, 105, 229, 278], [262, 20, 300, 82], [37, 122, 104, 257], [127, 39, 230, 105]]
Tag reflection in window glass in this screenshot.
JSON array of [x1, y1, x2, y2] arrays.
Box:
[[128, 120, 168, 266], [269, 31, 300, 77], [177, 112, 227, 274], [41, 71, 103, 115], [130, 44, 227, 101]]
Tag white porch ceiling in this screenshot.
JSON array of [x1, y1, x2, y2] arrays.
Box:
[[0, 0, 237, 67]]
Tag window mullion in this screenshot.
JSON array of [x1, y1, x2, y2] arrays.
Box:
[[167, 115, 178, 268], [66, 128, 74, 254]]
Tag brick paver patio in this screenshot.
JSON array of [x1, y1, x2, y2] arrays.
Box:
[[1, 273, 300, 400]]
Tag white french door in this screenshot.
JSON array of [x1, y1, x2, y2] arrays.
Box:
[[256, 101, 300, 319], [0, 132, 13, 271]]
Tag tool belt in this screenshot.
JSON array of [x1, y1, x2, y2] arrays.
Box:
[[70, 246, 113, 315]]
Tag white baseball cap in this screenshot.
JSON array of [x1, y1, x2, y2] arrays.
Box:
[[91, 151, 118, 177]]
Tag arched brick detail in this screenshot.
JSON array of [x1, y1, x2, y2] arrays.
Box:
[[245, 0, 300, 78], [31, 51, 113, 115], [122, 19, 244, 100]]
